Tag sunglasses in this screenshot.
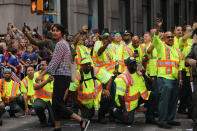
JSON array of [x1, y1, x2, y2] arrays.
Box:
[[166, 36, 174, 39]]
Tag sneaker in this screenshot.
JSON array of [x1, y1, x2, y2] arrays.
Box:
[[80, 119, 90, 131], [168, 121, 181, 126], [158, 123, 172, 129]]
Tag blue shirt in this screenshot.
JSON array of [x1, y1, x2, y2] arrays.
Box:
[[0, 54, 5, 66], [8, 55, 20, 72], [22, 52, 38, 63]]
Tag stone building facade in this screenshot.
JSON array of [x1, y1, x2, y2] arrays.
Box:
[[61, 0, 197, 35], [0, 0, 42, 34], [0, 0, 197, 36]]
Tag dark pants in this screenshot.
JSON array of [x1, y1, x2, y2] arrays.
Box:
[[151, 77, 159, 116], [52, 75, 73, 121], [145, 92, 156, 121], [33, 98, 55, 125], [16, 95, 32, 111], [178, 71, 192, 113], [98, 77, 116, 119], [81, 107, 95, 120], [157, 77, 179, 125], [113, 92, 155, 124], [0, 103, 5, 119], [6, 96, 24, 116], [113, 108, 135, 125], [192, 77, 197, 123]]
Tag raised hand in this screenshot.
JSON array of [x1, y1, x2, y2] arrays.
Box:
[[155, 18, 163, 35], [156, 18, 163, 28], [192, 22, 197, 30]]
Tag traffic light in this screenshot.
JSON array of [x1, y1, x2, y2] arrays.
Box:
[[37, 0, 43, 11], [31, 0, 49, 13], [31, 0, 37, 13]]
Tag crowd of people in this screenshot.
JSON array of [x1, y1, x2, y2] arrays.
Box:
[[0, 18, 197, 131]]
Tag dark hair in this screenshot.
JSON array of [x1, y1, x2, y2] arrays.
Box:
[[26, 65, 35, 70], [0, 46, 3, 54], [11, 47, 17, 55], [183, 25, 191, 32], [41, 57, 51, 65], [53, 24, 65, 37], [143, 32, 151, 36]]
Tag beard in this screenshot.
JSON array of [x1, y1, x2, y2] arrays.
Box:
[[124, 39, 130, 43], [5, 77, 11, 81]]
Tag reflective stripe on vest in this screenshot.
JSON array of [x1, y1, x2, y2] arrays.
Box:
[[164, 45, 171, 74], [139, 45, 144, 56], [35, 75, 53, 99], [150, 57, 157, 59], [78, 68, 102, 103], [118, 74, 129, 88], [156, 44, 180, 74], [92, 57, 97, 63], [0, 79, 4, 94], [157, 60, 179, 69], [175, 47, 181, 62], [11, 82, 18, 96], [94, 43, 113, 68], [127, 48, 133, 56], [181, 54, 185, 60], [74, 47, 83, 66], [96, 61, 110, 67], [143, 42, 151, 55], [106, 63, 115, 72], [140, 89, 148, 99], [35, 89, 53, 98], [78, 92, 94, 100], [116, 86, 126, 92], [22, 78, 28, 90], [0, 79, 5, 98], [124, 93, 140, 102], [105, 50, 112, 62]]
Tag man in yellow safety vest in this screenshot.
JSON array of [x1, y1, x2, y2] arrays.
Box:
[[127, 36, 144, 71], [0, 92, 4, 126], [0, 68, 21, 118], [92, 33, 115, 75], [33, 58, 54, 126], [69, 58, 113, 124], [153, 18, 182, 129], [113, 57, 156, 125], [174, 26, 183, 49], [21, 65, 36, 115]]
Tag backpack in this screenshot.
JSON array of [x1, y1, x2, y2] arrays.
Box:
[[79, 66, 97, 88]]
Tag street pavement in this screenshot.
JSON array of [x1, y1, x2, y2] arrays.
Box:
[[0, 111, 196, 131]]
